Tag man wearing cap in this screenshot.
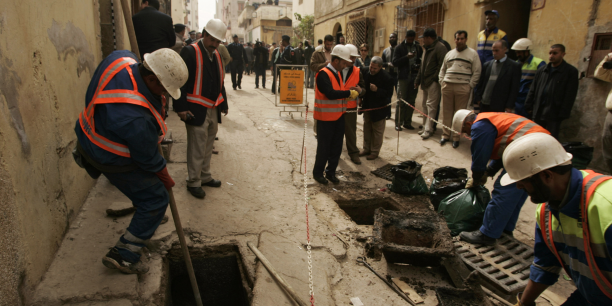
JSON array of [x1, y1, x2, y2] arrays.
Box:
[[175, 19, 229, 199], [477, 10, 508, 64], [512, 38, 546, 117], [185, 31, 197, 45], [227, 34, 248, 89], [393, 30, 422, 131], [131, 0, 175, 59], [73, 48, 188, 274], [172, 24, 187, 53], [451, 110, 550, 245], [500, 133, 612, 306], [313, 45, 359, 184], [415, 28, 448, 139], [343, 44, 366, 164]]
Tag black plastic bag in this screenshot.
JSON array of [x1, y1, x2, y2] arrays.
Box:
[[437, 187, 491, 236], [387, 161, 429, 195], [562, 142, 593, 170], [429, 167, 468, 209]]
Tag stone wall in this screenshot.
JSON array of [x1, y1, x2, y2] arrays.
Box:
[[0, 1, 104, 304]]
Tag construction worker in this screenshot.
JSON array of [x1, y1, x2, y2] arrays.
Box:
[[73, 48, 187, 274], [477, 10, 507, 64], [343, 44, 365, 165], [452, 110, 550, 245], [511, 38, 546, 117], [500, 133, 612, 306], [313, 45, 359, 184], [175, 19, 229, 199]]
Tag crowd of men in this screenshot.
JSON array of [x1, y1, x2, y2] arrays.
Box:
[[69, 1, 612, 305]]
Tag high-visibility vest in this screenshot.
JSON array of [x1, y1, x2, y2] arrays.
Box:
[[344, 66, 360, 109], [521, 56, 544, 81], [186, 43, 224, 108], [78, 57, 167, 158], [314, 67, 347, 121], [477, 28, 507, 63], [474, 112, 549, 159], [537, 170, 612, 300]]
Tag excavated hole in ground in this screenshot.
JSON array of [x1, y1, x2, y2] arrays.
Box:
[[164, 244, 251, 306], [335, 197, 402, 225]]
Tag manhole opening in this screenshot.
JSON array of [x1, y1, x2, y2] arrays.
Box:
[[335, 198, 402, 225], [166, 245, 251, 306], [381, 219, 437, 248]]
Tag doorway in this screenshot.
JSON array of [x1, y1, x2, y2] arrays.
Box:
[[481, 0, 532, 60]]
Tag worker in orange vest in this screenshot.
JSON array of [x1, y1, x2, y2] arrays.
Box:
[[452, 110, 550, 245], [312, 45, 359, 184], [501, 133, 612, 306]]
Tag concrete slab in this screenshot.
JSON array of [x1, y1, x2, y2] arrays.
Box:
[[251, 231, 339, 306]]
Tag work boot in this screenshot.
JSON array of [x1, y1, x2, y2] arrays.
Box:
[[359, 150, 370, 157], [202, 179, 222, 187], [187, 186, 206, 199], [160, 215, 169, 224], [366, 152, 379, 160], [350, 154, 362, 165], [325, 173, 340, 184], [503, 230, 514, 237], [102, 247, 149, 274], [313, 175, 328, 185], [460, 230, 496, 246], [421, 131, 431, 139]]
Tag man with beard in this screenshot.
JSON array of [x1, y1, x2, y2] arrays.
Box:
[[381, 33, 398, 121], [511, 38, 546, 117], [500, 133, 612, 306], [452, 110, 550, 245]]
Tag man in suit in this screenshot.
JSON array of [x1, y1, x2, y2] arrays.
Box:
[[185, 31, 196, 45], [253, 41, 268, 89], [132, 0, 175, 59], [175, 19, 229, 199], [227, 34, 248, 90], [474, 40, 521, 113]]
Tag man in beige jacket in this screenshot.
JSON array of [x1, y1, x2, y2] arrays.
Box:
[[594, 52, 612, 173]]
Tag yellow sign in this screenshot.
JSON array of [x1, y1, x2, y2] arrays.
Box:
[[280, 70, 304, 105]]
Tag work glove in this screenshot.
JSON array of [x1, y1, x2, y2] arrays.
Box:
[[465, 173, 488, 189], [346, 90, 359, 101], [514, 293, 534, 306], [155, 167, 175, 190]]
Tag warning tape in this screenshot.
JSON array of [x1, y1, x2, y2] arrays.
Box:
[[302, 105, 315, 306]]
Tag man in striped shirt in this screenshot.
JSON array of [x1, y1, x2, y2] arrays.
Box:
[[439, 30, 481, 148]]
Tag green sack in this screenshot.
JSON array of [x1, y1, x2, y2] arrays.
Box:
[[429, 167, 468, 210], [387, 160, 429, 195], [437, 187, 491, 236]]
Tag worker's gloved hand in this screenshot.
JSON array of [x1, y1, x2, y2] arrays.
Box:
[[514, 292, 535, 306], [155, 167, 175, 190], [465, 177, 475, 189], [346, 90, 359, 101]]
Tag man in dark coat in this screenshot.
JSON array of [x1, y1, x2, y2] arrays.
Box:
[[253, 41, 269, 89], [474, 40, 521, 113], [227, 34, 248, 89], [525, 44, 579, 139], [359, 56, 393, 160], [132, 0, 175, 59]]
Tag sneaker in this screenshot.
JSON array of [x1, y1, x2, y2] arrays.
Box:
[[102, 247, 149, 274], [460, 230, 496, 246], [421, 131, 431, 139]]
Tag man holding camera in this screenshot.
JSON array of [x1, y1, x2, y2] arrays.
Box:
[[392, 30, 422, 131], [595, 53, 612, 174]]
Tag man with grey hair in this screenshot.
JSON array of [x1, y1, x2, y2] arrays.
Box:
[[474, 40, 521, 113], [359, 56, 394, 160]]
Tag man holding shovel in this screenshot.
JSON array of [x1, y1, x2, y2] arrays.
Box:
[[73, 48, 188, 274]]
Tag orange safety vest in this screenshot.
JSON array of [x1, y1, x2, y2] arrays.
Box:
[[186, 43, 225, 108], [344, 66, 360, 109], [78, 57, 167, 158], [539, 170, 612, 300], [314, 67, 346, 121], [474, 112, 549, 159]]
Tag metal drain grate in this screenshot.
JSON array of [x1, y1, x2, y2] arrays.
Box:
[[454, 234, 534, 296], [371, 164, 395, 181]]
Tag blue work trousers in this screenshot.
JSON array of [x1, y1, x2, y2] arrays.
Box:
[[103, 169, 169, 263], [515, 95, 529, 118], [313, 114, 346, 177], [480, 169, 528, 239]]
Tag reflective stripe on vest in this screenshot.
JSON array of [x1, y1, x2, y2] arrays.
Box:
[[186, 43, 224, 108], [314, 67, 346, 121], [521, 57, 544, 81], [344, 66, 360, 109], [477, 29, 507, 52], [539, 170, 612, 300], [474, 112, 550, 159], [78, 57, 167, 158]]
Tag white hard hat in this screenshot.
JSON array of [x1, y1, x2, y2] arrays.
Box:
[[204, 19, 227, 42], [346, 44, 360, 57], [511, 38, 533, 51], [331, 45, 352, 62], [143, 48, 189, 100], [500, 133, 573, 186], [452, 109, 474, 136]]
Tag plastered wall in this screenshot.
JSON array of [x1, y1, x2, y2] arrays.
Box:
[[0, 0, 103, 303]]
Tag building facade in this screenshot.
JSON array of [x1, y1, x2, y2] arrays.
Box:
[[185, 0, 199, 32], [239, 2, 293, 45], [217, 0, 247, 42]]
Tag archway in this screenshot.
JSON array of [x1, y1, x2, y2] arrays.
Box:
[[332, 22, 343, 44]]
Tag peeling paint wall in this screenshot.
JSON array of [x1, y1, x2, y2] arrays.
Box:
[[0, 0, 103, 303]]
